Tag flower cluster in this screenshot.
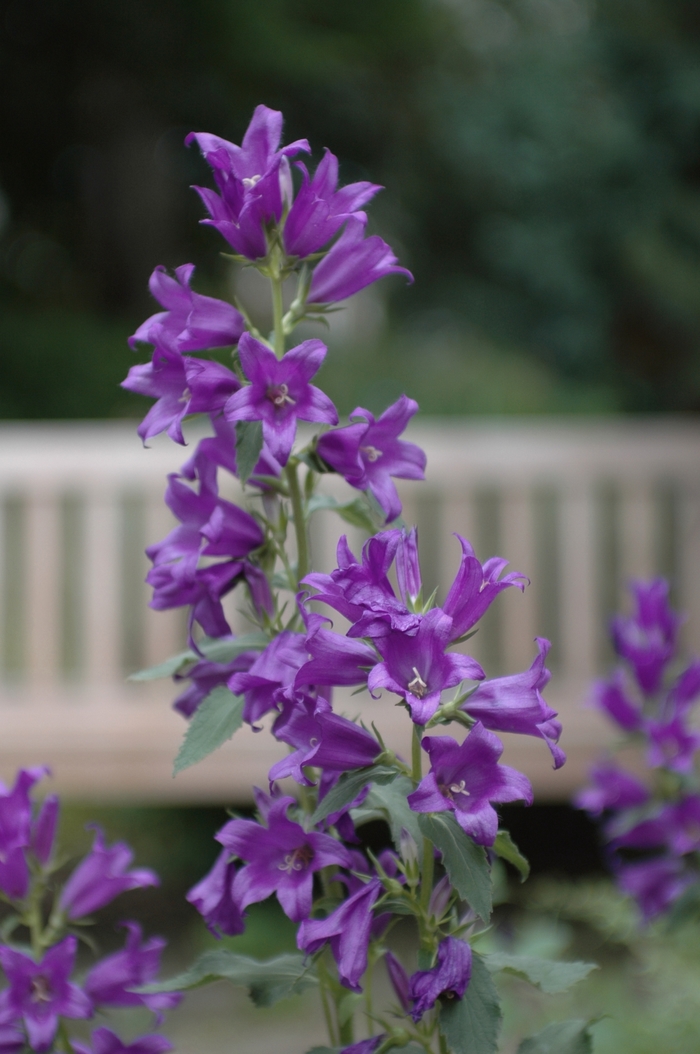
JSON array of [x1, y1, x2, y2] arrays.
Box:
[[0, 769, 179, 1054], [576, 579, 700, 920]]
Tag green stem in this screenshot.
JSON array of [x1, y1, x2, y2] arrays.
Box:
[[271, 272, 285, 358], [317, 958, 338, 1047], [286, 462, 310, 583], [365, 951, 375, 1036], [420, 836, 434, 914], [412, 724, 424, 784]]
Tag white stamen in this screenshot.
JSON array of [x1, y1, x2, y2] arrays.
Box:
[[448, 780, 470, 797], [407, 667, 428, 698], [360, 445, 383, 462], [242, 174, 262, 189], [277, 846, 314, 873], [267, 382, 296, 408]]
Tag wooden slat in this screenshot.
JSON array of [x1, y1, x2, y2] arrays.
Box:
[[26, 492, 61, 686], [679, 487, 700, 654], [84, 492, 121, 685], [500, 488, 538, 673], [559, 484, 599, 679], [618, 482, 657, 595]]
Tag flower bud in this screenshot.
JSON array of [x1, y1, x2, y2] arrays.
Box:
[[428, 874, 452, 920], [31, 794, 60, 866], [384, 952, 410, 1013], [399, 828, 418, 869]]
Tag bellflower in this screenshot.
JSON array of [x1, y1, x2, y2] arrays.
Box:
[[146, 556, 238, 640], [611, 578, 682, 695], [339, 1038, 385, 1054], [384, 952, 411, 1013], [218, 796, 351, 922], [0, 767, 48, 900], [317, 397, 426, 523], [615, 857, 695, 922], [646, 714, 700, 773], [283, 150, 380, 258], [84, 923, 181, 1021], [186, 848, 245, 938], [269, 697, 382, 785], [591, 673, 643, 733], [408, 726, 533, 846], [228, 631, 309, 725], [396, 527, 422, 606], [73, 1029, 172, 1054], [0, 938, 91, 1052], [408, 936, 472, 1022], [442, 535, 528, 641], [59, 828, 158, 920], [368, 609, 484, 724], [668, 659, 700, 716], [146, 473, 217, 568], [173, 651, 258, 718], [0, 1026, 24, 1054], [297, 878, 382, 991], [462, 638, 565, 768], [129, 264, 244, 351], [294, 623, 378, 691], [225, 334, 337, 465], [31, 794, 59, 866], [180, 416, 282, 491], [187, 105, 310, 259], [308, 215, 412, 305], [574, 764, 649, 817]]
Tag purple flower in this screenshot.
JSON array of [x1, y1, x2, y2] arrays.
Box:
[[384, 952, 411, 1013], [462, 638, 565, 768], [224, 334, 337, 465], [408, 936, 472, 1022], [666, 795, 700, 855], [294, 622, 378, 691], [173, 651, 259, 718], [228, 631, 309, 725], [574, 764, 649, 816], [146, 556, 244, 640], [297, 878, 382, 991], [591, 674, 643, 733], [269, 697, 382, 785], [73, 1028, 172, 1054], [59, 827, 158, 920], [616, 857, 694, 922], [0, 767, 48, 900], [396, 526, 422, 606], [180, 416, 282, 491], [368, 609, 484, 724], [186, 106, 310, 260], [186, 848, 245, 938], [0, 937, 91, 1052], [283, 150, 380, 258], [31, 794, 59, 866], [407, 726, 533, 846], [669, 660, 700, 716], [0, 1025, 24, 1054], [218, 796, 351, 922], [442, 536, 528, 641], [646, 715, 700, 772], [340, 1038, 385, 1054], [84, 923, 181, 1021], [129, 264, 244, 351], [308, 214, 412, 304], [317, 397, 426, 523], [611, 578, 682, 695]]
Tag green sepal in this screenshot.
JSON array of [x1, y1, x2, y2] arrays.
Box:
[[439, 951, 502, 1054], [173, 686, 244, 775], [417, 813, 492, 922], [128, 632, 268, 681], [493, 829, 530, 882], [140, 950, 316, 1007], [311, 765, 398, 825], [483, 953, 597, 994], [516, 1019, 597, 1054], [235, 420, 264, 484]]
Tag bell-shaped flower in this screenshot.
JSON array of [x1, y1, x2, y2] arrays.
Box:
[[407, 726, 533, 846], [615, 856, 694, 922], [146, 555, 242, 640], [0, 937, 92, 1052], [384, 952, 411, 1013], [408, 936, 472, 1022], [611, 578, 682, 695], [339, 1038, 385, 1054], [269, 697, 382, 785], [591, 673, 643, 733], [396, 527, 422, 606], [218, 796, 351, 922], [186, 849, 245, 939], [200, 498, 264, 559], [31, 794, 60, 867], [317, 397, 425, 524], [0, 1025, 24, 1054], [59, 827, 158, 920], [308, 214, 412, 305], [368, 609, 484, 725], [84, 923, 181, 1021], [574, 763, 649, 816], [146, 473, 218, 569], [179, 416, 282, 490], [129, 264, 244, 351], [442, 535, 528, 641], [187, 106, 310, 259], [72, 1029, 172, 1054], [283, 150, 380, 258], [228, 631, 309, 725], [646, 714, 700, 773], [462, 638, 565, 768], [225, 334, 337, 465], [294, 619, 378, 691], [668, 660, 700, 716], [0, 767, 49, 900], [173, 650, 259, 719], [297, 878, 382, 991]]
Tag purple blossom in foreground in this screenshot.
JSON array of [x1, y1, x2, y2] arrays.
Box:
[[0, 767, 48, 900], [129, 264, 244, 351], [611, 578, 682, 695], [339, 1038, 385, 1054], [0, 937, 91, 1052], [308, 214, 412, 305], [384, 952, 411, 1013], [186, 105, 309, 260], [294, 620, 378, 691], [442, 535, 528, 641], [616, 857, 695, 922], [368, 609, 484, 724], [408, 726, 533, 846], [228, 631, 308, 726], [59, 827, 158, 920], [297, 878, 382, 991], [269, 697, 382, 785], [225, 334, 337, 465], [73, 1029, 172, 1054], [84, 923, 181, 1021], [408, 936, 472, 1022], [317, 396, 425, 523], [462, 638, 565, 768], [186, 848, 245, 938], [0, 1025, 24, 1054], [573, 764, 649, 816], [218, 796, 351, 922], [173, 651, 258, 718], [179, 415, 282, 491], [283, 150, 380, 258]]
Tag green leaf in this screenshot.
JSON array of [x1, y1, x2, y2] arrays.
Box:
[[311, 764, 398, 825], [236, 420, 264, 484], [483, 954, 598, 994], [667, 880, 700, 930], [142, 950, 316, 1007], [306, 1048, 340, 1054], [357, 777, 424, 855], [516, 1019, 596, 1054], [493, 830, 530, 882], [439, 951, 502, 1054], [417, 813, 492, 922], [129, 632, 268, 681], [336, 497, 378, 533], [173, 686, 244, 775]]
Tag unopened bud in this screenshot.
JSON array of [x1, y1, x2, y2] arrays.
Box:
[[428, 874, 452, 919], [384, 953, 411, 1014], [400, 828, 419, 869]]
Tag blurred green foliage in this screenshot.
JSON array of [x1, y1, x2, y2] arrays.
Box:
[[3, 0, 700, 415]]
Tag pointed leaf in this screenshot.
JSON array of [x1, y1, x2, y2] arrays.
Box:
[[173, 686, 244, 775], [483, 954, 597, 994], [439, 951, 502, 1054], [336, 498, 378, 533], [356, 777, 424, 855], [236, 420, 264, 485], [141, 950, 316, 1007], [129, 632, 268, 681], [493, 830, 530, 882], [418, 813, 492, 922], [311, 765, 398, 825], [516, 1019, 596, 1054]]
